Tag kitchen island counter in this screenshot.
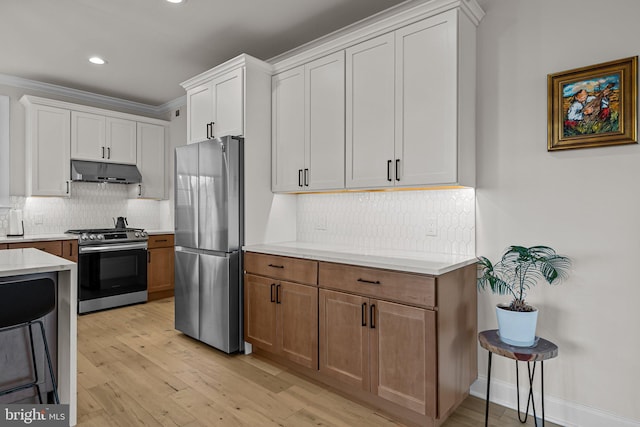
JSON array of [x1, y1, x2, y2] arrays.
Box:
[[0, 248, 77, 426], [243, 241, 476, 276]]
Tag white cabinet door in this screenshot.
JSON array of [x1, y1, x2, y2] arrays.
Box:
[[395, 13, 457, 185], [271, 66, 305, 192], [186, 83, 213, 144], [106, 117, 137, 164], [28, 105, 71, 197], [212, 68, 244, 138], [346, 33, 396, 189], [306, 52, 345, 191], [71, 111, 105, 161], [135, 122, 166, 199]]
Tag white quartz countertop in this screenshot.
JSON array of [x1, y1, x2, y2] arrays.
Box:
[[243, 242, 477, 275], [146, 230, 174, 235], [0, 233, 76, 244], [0, 247, 76, 277]]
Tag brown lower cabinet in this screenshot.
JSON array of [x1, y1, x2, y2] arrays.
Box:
[[244, 251, 477, 427], [147, 234, 175, 301], [5, 239, 77, 262]]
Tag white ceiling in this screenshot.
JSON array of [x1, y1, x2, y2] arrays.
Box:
[[0, 0, 406, 107]]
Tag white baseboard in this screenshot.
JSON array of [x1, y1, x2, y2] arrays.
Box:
[[470, 376, 640, 427]]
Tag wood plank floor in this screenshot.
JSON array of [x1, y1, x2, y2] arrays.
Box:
[[77, 297, 561, 426]]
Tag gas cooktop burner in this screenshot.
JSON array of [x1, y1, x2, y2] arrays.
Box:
[[65, 228, 148, 245]]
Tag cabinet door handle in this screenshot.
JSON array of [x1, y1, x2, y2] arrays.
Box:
[[69, 242, 73, 257], [268, 264, 284, 269], [107, 147, 111, 159], [276, 284, 281, 304], [387, 160, 392, 182], [357, 278, 381, 285], [102, 146, 105, 159], [304, 168, 309, 187], [66, 181, 70, 194], [206, 123, 211, 139], [361, 302, 367, 327], [270, 283, 276, 303], [298, 169, 303, 187], [395, 159, 400, 181], [138, 184, 142, 197], [148, 252, 151, 263], [370, 304, 376, 329]]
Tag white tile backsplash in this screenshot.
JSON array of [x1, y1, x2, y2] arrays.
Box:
[[0, 182, 171, 235], [297, 188, 475, 256]]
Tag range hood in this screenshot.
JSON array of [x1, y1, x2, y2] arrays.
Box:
[[71, 160, 142, 184]]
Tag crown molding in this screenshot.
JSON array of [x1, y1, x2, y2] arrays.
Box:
[[0, 73, 183, 118], [268, 0, 484, 73], [180, 53, 273, 90]]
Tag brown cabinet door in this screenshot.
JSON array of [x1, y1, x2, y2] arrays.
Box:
[[370, 300, 436, 416], [319, 289, 369, 390], [277, 281, 318, 369], [244, 274, 277, 352], [7, 240, 63, 256], [62, 240, 78, 262], [0, 244, 7, 249], [148, 247, 175, 293]]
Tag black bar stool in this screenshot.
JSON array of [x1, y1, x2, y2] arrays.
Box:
[[0, 276, 59, 404]]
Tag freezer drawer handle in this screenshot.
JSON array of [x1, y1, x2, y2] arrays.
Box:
[[357, 278, 380, 285], [270, 283, 276, 303], [268, 264, 285, 269]]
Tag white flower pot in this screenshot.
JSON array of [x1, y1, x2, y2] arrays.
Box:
[[495, 304, 538, 347]]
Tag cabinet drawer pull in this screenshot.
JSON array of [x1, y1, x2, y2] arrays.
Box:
[[395, 159, 400, 181], [69, 242, 73, 257], [361, 302, 367, 327], [268, 264, 285, 269], [270, 283, 276, 303], [357, 278, 380, 285], [387, 160, 392, 182], [276, 284, 282, 304], [370, 304, 376, 329], [155, 239, 168, 243]]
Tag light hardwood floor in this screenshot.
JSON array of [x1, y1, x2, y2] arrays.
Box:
[[77, 298, 561, 426]]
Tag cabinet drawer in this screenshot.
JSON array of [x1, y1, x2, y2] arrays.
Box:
[[0, 244, 7, 250], [318, 262, 435, 308], [148, 234, 174, 248], [7, 240, 63, 257], [244, 252, 318, 285]]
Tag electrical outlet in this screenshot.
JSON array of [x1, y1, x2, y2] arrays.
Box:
[[314, 215, 328, 231], [425, 217, 437, 236], [34, 213, 44, 225]]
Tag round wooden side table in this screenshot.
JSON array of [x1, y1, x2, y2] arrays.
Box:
[[478, 329, 558, 427]]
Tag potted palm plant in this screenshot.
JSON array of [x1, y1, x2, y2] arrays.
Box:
[[477, 245, 571, 347]]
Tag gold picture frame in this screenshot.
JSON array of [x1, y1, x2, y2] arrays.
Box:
[[547, 56, 637, 151]]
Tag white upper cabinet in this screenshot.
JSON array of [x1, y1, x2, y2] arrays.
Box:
[[271, 3, 481, 191], [395, 13, 458, 186], [135, 122, 166, 199], [185, 67, 244, 144], [272, 66, 305, 192], [345, 33, 395, 189], [22, 102, 71, 197], [272, 52, 345, 192], [71, 111, 136, 164]]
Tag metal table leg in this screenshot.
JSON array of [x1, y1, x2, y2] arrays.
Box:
[[485, 352, 492, 427]]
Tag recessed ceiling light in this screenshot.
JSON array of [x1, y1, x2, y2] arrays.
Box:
[[89, 56, 106, 65], [166, 0, 184, 3]]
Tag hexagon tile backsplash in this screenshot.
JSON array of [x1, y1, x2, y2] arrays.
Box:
[[297, 189, 476, 256], [0, 183, 171, 235]]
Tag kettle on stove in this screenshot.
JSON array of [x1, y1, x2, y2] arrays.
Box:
[[114, 216, 128, 229]]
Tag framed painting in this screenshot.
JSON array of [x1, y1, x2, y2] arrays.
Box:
[[547, 56, 637, 151]]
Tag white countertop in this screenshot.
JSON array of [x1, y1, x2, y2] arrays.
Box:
[[243, 242, 477, 275], [0, 247, 76, 276], [0, 233, 76, 245], [146, 229, 174, 235]]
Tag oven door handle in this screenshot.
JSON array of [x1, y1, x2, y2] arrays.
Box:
[[79, 242, 148, 253]]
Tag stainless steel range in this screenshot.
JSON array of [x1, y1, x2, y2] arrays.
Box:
[[66, 227, 148, 314]]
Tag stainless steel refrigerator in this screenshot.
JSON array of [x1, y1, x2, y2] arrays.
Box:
[[174, 136, 243, 353]]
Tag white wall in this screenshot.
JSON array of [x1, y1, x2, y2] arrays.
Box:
[[476, 0, 640, 424]]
